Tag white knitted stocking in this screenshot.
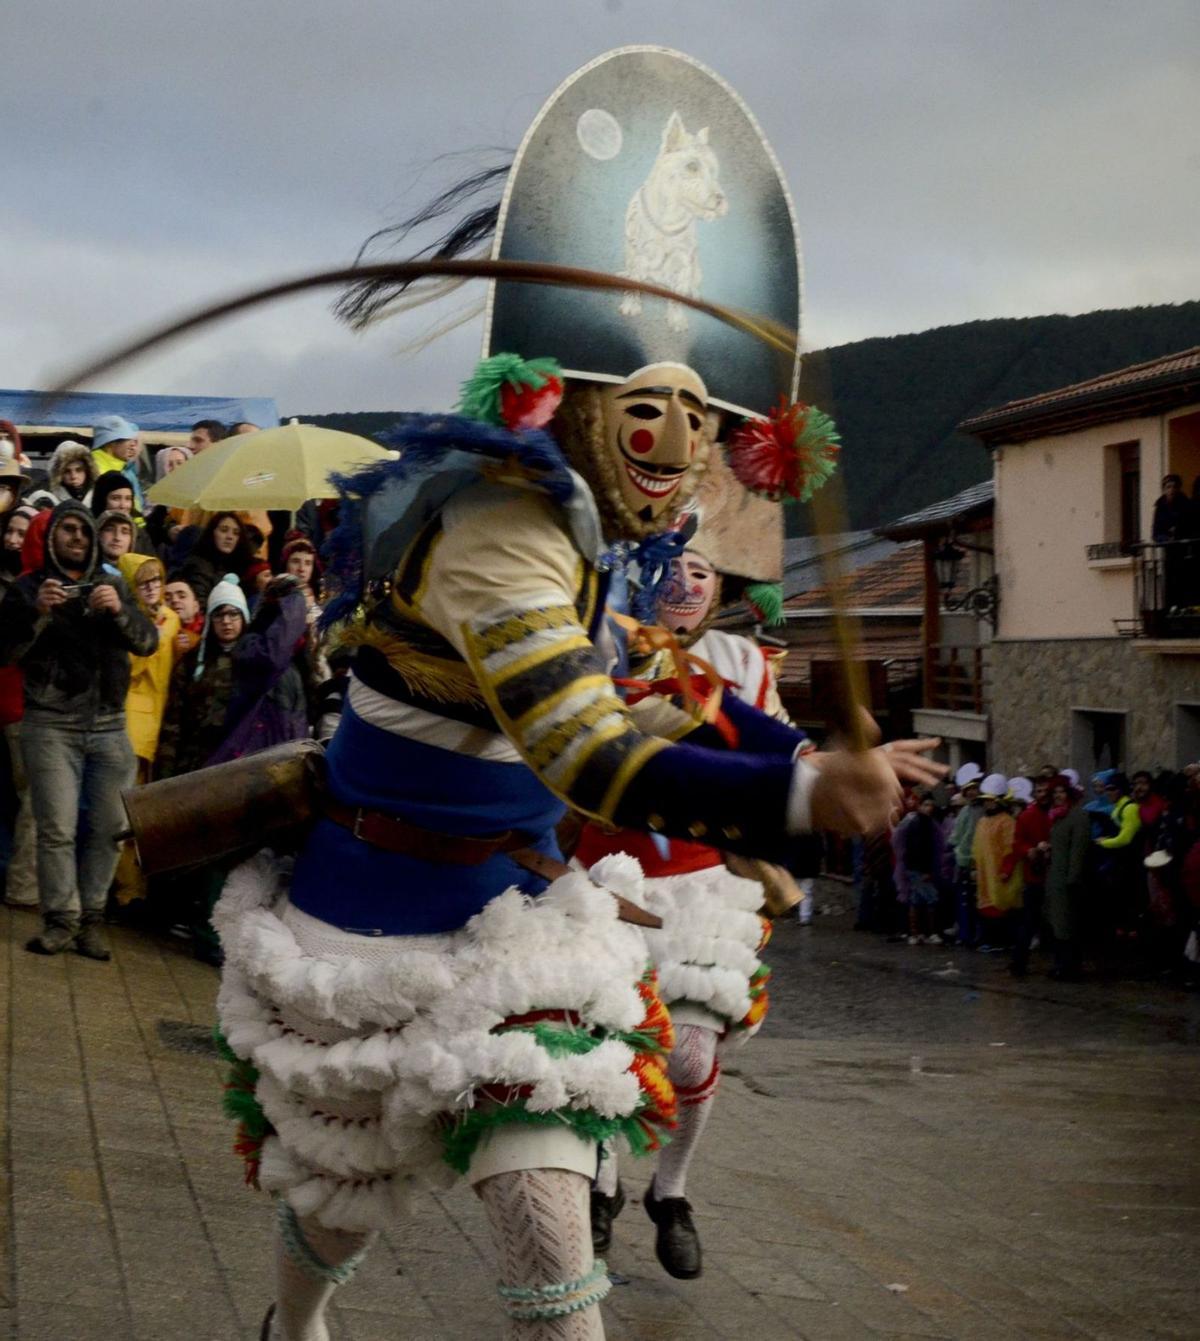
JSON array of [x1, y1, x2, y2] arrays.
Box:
[[270, 1203, 373, 1341], [478, 1168, 607, 1340], [653, 1023, 719, 1199]]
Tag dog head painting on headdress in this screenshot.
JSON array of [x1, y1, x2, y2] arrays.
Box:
[[619, 111, 728, 332]]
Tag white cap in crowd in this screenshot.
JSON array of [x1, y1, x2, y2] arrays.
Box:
[[980, 772, 1009, 799], [954, 762, 984, 788]]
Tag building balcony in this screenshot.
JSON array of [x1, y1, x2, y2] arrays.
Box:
[[1122, 540, 1200, 641]]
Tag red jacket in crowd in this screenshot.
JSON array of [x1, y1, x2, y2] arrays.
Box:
[[1013, 802, 1053, 887]]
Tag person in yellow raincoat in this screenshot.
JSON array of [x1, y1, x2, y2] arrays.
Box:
[[972, 772, 1025, 948], [113, 554, 182, 904], [117, 554, 182, 771]]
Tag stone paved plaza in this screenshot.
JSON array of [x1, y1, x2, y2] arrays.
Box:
[[3, 893, 1199, 1340]]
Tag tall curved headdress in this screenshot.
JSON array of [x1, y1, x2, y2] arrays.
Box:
[[485, 46, 802, 419]]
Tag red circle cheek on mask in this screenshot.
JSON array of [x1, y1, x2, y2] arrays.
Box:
[[629, 429, 654, 454]]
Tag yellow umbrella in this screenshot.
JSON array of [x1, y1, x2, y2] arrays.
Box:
[[146, 422, 393, 511]]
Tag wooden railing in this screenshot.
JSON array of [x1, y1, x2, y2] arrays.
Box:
[[928, 644, 987, 714]]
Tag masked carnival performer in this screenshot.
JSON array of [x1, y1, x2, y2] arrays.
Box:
[[576, 427, 832, 1278], [208, 49, 940, 1341]]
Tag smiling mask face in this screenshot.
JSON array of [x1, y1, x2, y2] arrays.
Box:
[[658, 549, 719, 635], [600, 364, 708, 525]]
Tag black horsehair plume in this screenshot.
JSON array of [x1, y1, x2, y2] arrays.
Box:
[[334, 159, 512, 331]]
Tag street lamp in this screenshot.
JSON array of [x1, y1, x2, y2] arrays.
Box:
[[933, 537, 998, 627], [933, 540, 966, 594]]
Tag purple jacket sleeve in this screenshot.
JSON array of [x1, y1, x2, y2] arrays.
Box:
[[234, 590, 308, 682]]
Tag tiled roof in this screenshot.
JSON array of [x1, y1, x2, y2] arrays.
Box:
[[786, 540, 925, 612], [960, 346, 1200, 436], [782, 531, 901, 598], [876, 479, 993, 539], [778, 644, 922, 686]]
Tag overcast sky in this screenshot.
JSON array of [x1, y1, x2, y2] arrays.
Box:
[[4, 0, 1198, 416]]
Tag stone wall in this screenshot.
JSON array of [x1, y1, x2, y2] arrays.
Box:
[[989, 637, 1200, 773]]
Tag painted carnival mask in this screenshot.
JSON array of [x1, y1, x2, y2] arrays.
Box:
[[658, 549, 719, 635], [600, 363, 708, 524]]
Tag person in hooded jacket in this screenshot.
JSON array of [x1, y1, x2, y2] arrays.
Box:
[[0, 500, 157, 958], [92, 471, 155, 555], [90, 415, 147, 513], [4, 503, 37, 559], [47, 441, 98, 506], [144, 443, 194, 553], [111, 553, 181, 905], [0, 498, 39, 909], [116, 554, 181, 772]]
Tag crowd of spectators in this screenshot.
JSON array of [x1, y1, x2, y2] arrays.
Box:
[[851, 760, 1200, 987], [3, 412, 1198, 994], [0, 416, 348, 964]]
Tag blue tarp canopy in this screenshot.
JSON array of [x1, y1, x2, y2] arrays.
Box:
[[0, 389, 279, 434]]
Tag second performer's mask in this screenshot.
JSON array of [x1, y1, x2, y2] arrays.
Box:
[[658, 548, 719, 635]]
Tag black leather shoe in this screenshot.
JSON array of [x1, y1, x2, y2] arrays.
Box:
[[644, 1185, 702, 1279], [590, 1180, 625, 1254]]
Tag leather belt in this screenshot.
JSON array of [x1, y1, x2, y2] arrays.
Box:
[[323, 798, 663, 928], [324, 799, 531, 867]]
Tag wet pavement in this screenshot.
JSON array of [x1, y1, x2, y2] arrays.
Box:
[[763, 888, 1200, 1048], [3, 884, 1199, 1340]]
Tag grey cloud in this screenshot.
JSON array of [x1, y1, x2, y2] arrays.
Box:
[[3, 0, 1198, 411]]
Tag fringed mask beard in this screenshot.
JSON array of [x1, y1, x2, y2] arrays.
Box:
[[554, 363, 711, 541], [658, 549, 722, 645]]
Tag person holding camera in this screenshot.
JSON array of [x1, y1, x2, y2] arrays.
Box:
[[0, 499, 158, 958]]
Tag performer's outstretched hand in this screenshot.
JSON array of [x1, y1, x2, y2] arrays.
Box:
[[807, 714, 946, 836], [881, 737, 947, 788]]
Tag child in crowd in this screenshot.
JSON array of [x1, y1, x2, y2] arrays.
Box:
[[901, 793, 944, 945]]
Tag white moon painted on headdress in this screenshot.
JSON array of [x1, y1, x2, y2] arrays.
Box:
[[576, 108, 622, 160]]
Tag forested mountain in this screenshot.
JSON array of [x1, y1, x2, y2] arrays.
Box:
[[297, 299, 1200, 533]]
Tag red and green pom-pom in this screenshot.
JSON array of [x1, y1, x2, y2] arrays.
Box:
[[726, 398, 840, 502], [458, 353, 564, 430], [744, 581, 784, 627]]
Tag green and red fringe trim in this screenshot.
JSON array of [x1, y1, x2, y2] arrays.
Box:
[[215, 1027, 273, 1189], [438, 968, 678, 1176], [214, 967, 679, 1187], [736, 963, 772, 1033]]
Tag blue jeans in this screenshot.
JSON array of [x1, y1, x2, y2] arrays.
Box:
[[21, 719, 134, 925]]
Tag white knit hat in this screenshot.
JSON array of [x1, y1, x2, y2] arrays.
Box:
[[194, 574, 249, 680], [206, 573, 249, 622]]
